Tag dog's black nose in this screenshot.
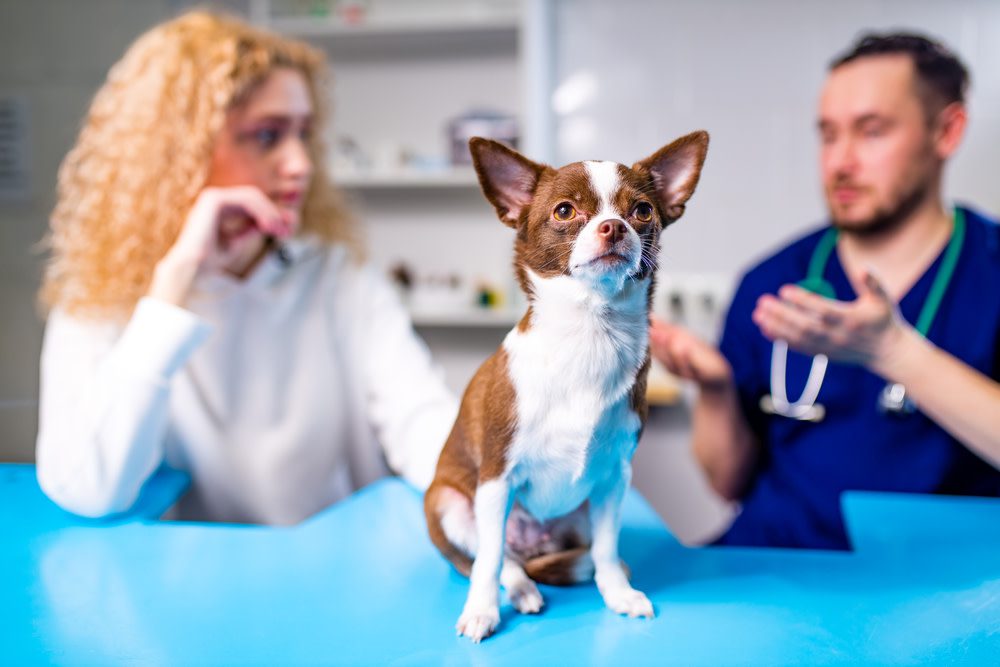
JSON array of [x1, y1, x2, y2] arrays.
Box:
[[597, 219, 627, 244]]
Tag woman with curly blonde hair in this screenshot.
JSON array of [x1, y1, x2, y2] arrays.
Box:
[[36, 10, 456, 524]]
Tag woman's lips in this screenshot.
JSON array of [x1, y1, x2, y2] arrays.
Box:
[[275, 190, 303, 206]]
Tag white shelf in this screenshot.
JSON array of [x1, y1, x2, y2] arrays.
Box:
[[335, 167, 480, 190], [409, 307, 521, 328], [646, 377, 682, 407], [266, 8, 519, 57], [269, 13, 518, 38]]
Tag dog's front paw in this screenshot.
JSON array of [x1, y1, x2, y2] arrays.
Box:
[[602, 586, 654, 618], [456, 605, 500, 642], [508, 579, 544, 614]]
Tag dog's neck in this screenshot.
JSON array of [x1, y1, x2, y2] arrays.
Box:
[[509, 268, 651, 402], [522, 267, 651, 328]]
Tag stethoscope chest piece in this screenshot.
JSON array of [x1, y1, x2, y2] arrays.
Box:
[[759, 391, 826, 422]]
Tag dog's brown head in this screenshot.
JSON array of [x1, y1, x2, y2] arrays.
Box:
[[469, 132, 709, 295]]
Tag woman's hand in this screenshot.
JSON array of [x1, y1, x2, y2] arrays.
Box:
[[649, 316, 733, 391], [148, 186, 293, 305], [751, 271, 908, 369]]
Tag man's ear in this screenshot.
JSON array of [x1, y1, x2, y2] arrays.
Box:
[[469, 138, 546, 228], [933, 101, 966, 160], [633, 130, 709, 225]]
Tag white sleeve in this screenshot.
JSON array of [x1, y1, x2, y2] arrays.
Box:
[[360, 267, 459, 491], [35, 297, 211, 517]]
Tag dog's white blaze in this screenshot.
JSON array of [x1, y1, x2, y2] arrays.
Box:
[[584, 160, 620, 214], [502, 268, 647, 520], [569, 161, 642, 287]]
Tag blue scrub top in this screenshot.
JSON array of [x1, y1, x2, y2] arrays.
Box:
[[717, 205, 1000, 550]]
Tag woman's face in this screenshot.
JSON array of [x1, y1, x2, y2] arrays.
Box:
[[206, 67, 314, 231]]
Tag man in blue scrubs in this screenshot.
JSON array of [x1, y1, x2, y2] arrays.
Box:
[[650, 33, 1000, 550]]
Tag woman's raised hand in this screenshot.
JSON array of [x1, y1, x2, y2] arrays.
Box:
[[148, 186, 293, 305]]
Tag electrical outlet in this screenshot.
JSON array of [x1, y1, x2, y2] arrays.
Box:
[[655, 272, 735, 342]]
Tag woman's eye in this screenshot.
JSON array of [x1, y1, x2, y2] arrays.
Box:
[[254, 128, 281, 148], [553, 203, 576, 222], [633, 202, 654, 222]]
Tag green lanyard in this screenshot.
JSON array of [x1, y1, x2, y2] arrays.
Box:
[[799, 208, 966, 337]]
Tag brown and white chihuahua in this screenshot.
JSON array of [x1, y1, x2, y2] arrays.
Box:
[[424, 132, 709, 642]]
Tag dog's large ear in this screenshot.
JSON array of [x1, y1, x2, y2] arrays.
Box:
[[634, 130, 709, 226], [469, 138, 546, 228]]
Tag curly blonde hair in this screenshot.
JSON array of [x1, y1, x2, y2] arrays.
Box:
[[41, 10, 359, 319]]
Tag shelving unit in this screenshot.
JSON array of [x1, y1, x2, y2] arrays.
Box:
[[267, 12, 518, 40], [408, 306, 521, 328], [252, 0, 540, 308], [251, 0, 552, 186], [253, 1, 520, 58]]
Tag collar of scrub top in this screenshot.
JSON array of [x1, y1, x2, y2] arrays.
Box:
[[759, 207, 966, 422]]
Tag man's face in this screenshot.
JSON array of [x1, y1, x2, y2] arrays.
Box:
[[818, 55, 939, 232]]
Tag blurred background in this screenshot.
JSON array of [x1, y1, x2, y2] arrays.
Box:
[[2, 0, 998, 542]]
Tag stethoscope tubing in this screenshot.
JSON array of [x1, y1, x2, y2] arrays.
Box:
[[759, 208, 965, 422], [762, 340, 828, 422]]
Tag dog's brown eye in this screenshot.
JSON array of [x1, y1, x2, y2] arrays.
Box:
[[633, 202, 654, 222], [553, 202, 576, 222]]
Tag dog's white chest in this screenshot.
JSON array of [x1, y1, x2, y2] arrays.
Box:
[[502, 275, 648, 520], [509, 395, 641, 520]]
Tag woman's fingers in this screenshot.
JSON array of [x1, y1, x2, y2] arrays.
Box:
[[215, 186, 288, 238], [173, 185, 292, 267]]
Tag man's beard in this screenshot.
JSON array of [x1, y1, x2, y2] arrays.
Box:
[[830, 175, 930, 238]]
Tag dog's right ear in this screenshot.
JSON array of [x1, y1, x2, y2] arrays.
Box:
[[634, 130, 709, 226], [469, 138, 546, 228]]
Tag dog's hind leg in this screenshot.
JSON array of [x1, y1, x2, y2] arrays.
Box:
[[427, 483, 546, 615], [424, 482, 475, 577]]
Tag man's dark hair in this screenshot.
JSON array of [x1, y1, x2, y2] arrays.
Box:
[[831, 32, 970, 115]]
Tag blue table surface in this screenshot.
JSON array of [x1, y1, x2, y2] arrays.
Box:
[[2, 463, 998, 666]]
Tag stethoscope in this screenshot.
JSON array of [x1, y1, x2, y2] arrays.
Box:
[[760, 208, 966, 422]]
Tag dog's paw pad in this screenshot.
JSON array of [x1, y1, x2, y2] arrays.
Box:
[[603, 587, 654, 618], [456, 607, 500, 642], [509, 581, 544, 614]]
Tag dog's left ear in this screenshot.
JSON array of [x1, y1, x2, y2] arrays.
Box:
[[469, 138, 547, 228], [634, 130, 709, 225]]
